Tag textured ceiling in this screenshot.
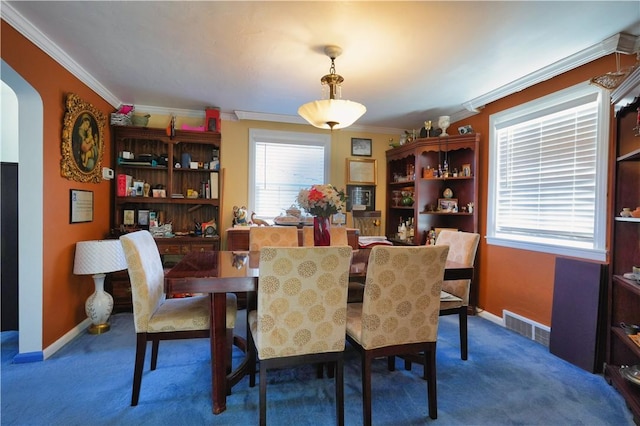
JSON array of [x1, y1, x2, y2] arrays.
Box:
[[4, 1, 640, 132]]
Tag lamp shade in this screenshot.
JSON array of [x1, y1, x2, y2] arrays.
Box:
[[73, 240, 127, 276], [298, 99, 367, 130]]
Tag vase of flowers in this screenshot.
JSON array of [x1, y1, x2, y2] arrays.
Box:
[[297, 184, 346, 246]]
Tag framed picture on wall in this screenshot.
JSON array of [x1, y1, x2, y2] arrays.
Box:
[[60, 93, 107, 183], [346, 158, 377, 185], [346, 184, 376, 212], [351, 138, 372, 157], [69, 189, 93, 223]]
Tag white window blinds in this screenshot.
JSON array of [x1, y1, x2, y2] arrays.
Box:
[[487, 82, 608, 261], [249, 129, 330, 220]]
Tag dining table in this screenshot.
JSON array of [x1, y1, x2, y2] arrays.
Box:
[[164, 249, 474, 414]]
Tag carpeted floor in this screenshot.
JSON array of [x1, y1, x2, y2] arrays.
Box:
[[1, 312, 635, 425]]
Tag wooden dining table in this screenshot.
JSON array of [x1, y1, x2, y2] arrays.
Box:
[[164, 249, 474, 414]]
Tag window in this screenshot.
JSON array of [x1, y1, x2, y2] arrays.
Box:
[[487, 82, 608, 261], [249, 129, 331, 221]]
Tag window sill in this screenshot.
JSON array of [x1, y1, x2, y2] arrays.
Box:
[[486, 236, 607, 262]]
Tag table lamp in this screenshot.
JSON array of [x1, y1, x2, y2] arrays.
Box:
[[73, 240, 128, 334]]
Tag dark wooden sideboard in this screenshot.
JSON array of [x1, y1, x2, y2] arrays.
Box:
[[225, 226, 359, 251]]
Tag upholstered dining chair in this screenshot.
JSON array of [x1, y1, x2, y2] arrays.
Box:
[[301, 226, 363, 304], [247, 246, 353, 426], [345, 245, 449, 425], [248, 226, 299, 251], [301, 225, 349, 247], [119, 230, 238, 406], [403, 230, 479, 374], [436, 230, 480, 360]]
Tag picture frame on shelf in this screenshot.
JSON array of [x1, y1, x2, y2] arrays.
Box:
[[123, 209, 135, 226], [138, 209, 150, 227], [462, 163, 472, 177], [60, 93, 107, 183], [351, 138, 372, 157], [346, 158, 377, 185], [346, 184, 376, 212], [438, 198, 458, 212], [70, 189, 93, 223]]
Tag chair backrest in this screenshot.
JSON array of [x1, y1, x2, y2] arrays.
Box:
[[120, 230, 166, 333], [358, 245, 449, 349], [249, 226, 299, 251], [301, 226, 348, 247], [255, 246, 353, 359], [435, 230, 480, 304]]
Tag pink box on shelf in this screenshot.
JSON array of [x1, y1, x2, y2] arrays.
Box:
[[181, 124, 206, 132]]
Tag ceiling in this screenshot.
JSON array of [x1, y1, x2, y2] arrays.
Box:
[[3, 1, 640, 133]]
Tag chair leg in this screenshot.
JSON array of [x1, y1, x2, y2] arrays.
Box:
[[387, 355, 395, 371], [248, 330, 257, 388], [150, 339, 159, 371], [131, 333, 147, 406], [404, 359, 412, 371], [362, 352, 373, 426], [336, 357, 344, 426], [259, 360, 268, 426], [226, 328, 234, 374], [425, 345, 438, 419], [459, 307, 468, 360]]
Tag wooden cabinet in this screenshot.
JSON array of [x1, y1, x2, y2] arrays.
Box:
[[605, 69, 640, 424], [385, 134, 479, 244], [112, 126, 222, 238], [108, 126, 223, 312]]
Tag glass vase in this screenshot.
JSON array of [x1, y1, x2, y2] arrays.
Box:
[[313, 216, 331, 246]]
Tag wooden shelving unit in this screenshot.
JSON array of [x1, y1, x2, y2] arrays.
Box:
[[605, 68, 640, 425]]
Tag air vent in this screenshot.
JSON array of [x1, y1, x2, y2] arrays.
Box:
[[503, 310, 551, 347]]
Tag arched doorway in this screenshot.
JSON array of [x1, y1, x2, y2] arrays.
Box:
[[1, 59, 44, 361]]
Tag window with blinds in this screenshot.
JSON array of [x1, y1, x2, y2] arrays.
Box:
[[487, 82, 608, 261], [249, 129, 331, 220]]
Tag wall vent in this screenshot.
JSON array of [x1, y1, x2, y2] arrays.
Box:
[[503, 310, 551, 347]]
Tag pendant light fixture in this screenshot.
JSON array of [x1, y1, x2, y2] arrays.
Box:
[[298, 45, 366, 130]]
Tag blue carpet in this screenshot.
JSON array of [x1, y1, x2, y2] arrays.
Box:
[[1, 312, 634, 425]]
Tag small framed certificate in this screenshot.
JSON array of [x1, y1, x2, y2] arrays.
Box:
[[346, 158, 377, 185]]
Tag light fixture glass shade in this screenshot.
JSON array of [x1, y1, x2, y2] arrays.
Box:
[[73, 240, 127, 275], [298, 99, 367, 130]]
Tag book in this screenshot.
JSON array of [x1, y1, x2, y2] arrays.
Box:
[[116, 174, 127, 197], [210, 172, 219, 199]]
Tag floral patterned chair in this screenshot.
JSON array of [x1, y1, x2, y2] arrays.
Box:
[[301, 225, 349, 247], [346, 245, 449, 425], [247, 246, 353, 426], [435, 230, 480, 360], [248, 226, 299, 251], [119, 230, 237, 405]]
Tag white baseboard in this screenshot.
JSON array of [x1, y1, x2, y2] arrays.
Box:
[[42, 318, 90, 360]]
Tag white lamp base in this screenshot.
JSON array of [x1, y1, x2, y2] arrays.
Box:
[[86, 273, 114, 335]]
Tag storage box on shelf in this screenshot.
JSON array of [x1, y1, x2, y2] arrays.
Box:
[[108, 126, 223, 311], [606, 71, 640, 424], [385, 133, 479, 245]]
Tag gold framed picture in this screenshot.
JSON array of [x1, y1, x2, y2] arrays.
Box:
[[60, 93, 106, 183], [461, 163, 472, 177], [346, 158, 377, 185]]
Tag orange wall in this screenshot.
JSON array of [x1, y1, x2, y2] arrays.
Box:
[[2, 21, 115, 347], [451, 54, 636, 325]]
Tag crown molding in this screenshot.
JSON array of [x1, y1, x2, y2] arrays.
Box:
[[611, 66, 640, 113], [463, 32, 640, 113], [1, 2, 121, 108], [233, 110, 404, 135]]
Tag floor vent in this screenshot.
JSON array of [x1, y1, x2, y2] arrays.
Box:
[[503, 310, 550, 347]]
